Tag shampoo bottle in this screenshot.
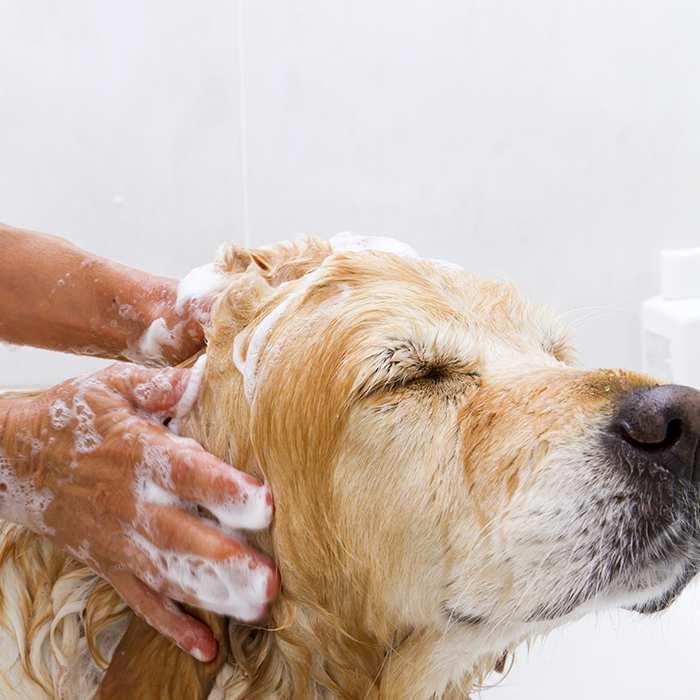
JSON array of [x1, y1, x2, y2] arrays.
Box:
[[642, 248, 700, 389]]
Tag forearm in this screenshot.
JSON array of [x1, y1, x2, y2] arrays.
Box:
[[0, 224, 194, 363]]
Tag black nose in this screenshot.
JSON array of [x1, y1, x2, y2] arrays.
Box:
[[612, 385, 700, 485]]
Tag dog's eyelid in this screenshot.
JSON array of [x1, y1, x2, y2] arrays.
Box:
[[541, 336, 575, 364], [352, 337, 481, 399]]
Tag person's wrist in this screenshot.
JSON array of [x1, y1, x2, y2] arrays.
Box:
[[120, 275, 192, 366], [137, 276, 178, 327], [126, 276, 204, 365]]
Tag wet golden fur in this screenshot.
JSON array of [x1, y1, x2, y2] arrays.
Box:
[[0, 237, 661, 699]]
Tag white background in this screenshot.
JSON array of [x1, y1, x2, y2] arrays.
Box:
[[1, 2, 699, 697]]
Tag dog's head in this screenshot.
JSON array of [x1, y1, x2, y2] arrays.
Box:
[[192, 234, 700, 696]]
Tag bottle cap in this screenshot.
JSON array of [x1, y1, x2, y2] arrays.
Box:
[[660, 247, 700, 300]]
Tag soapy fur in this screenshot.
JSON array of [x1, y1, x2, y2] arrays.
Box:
[[0, 233, 695, 700], [232, 270, 324, 404], [329, 231, 419, 258]]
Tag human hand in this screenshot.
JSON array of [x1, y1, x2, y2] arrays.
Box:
[[125, 263, 230, 367], [0, 364, 279, 662], [0, 224, 231, 367]]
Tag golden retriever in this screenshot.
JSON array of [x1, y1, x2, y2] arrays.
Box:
[[1, 234, 699, 699]]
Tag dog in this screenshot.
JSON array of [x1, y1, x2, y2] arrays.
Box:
[[1, 234, 699, 699]]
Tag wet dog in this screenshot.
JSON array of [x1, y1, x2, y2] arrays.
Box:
[[2, 235, 699, 699]]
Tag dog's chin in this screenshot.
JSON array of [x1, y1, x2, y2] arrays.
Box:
[[626, 561, 698, 615]]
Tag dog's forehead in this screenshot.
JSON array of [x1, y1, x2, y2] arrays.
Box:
[[316, 247, 562, 348], [233, 239, 571, 393]]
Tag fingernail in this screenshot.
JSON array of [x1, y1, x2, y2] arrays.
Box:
[[187, 637, 217, 663], [191, 645, 213, 663]]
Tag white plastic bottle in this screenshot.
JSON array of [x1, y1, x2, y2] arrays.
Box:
[[642, 248, 700, 388]]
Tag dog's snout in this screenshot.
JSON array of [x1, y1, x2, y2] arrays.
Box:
[[612, 385, 700, 485]]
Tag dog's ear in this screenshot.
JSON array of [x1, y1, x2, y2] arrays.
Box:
[[204, 235, 333, 378], [207, 235, 332, 335], [97, 237, 332, 699], [217, 235, 331, 288], [96, 608, 228, 700]]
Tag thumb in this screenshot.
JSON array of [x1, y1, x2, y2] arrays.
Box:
[[111, 357, 206, 417]]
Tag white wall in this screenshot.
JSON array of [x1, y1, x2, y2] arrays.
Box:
[[0, 0, 247, 385], [1, 2, 699, 698]]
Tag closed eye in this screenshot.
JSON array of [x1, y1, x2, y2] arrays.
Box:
[[542, 336, 575, 364], [353, 337, 481, 398]]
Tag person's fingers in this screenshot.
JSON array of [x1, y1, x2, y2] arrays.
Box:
[[138, 502, 257, 561], [108, 568, 218, 662], [128, 504, 280, 620], [130, 420, 273, 530], [156, 444, 273, 530]]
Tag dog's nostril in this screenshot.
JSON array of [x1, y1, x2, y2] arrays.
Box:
[[619, 417, 684, 453], [611, 385, 700, 485]]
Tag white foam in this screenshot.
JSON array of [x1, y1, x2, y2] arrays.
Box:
[[133, 372, 173, 407], [134, 444, 175, 496], [0, 449, 54, 535], [117, 303, 140, 322], [329, 233, 464, 274], [49, 399, 71, 430], [15, 429, 44, 457], [206, 474, 272, 531], [47, 389, 103, 456], [169, 354, 207, 435], [72, 396, 102, 454], [127, 529, 271, 621], [329, 231, 419, 259], [176, 263, 229, 315], [233, 269, 323, 404], [190, 646, 209, 663], [134, 444, 271, 534], [136, 318, 177, 363]]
